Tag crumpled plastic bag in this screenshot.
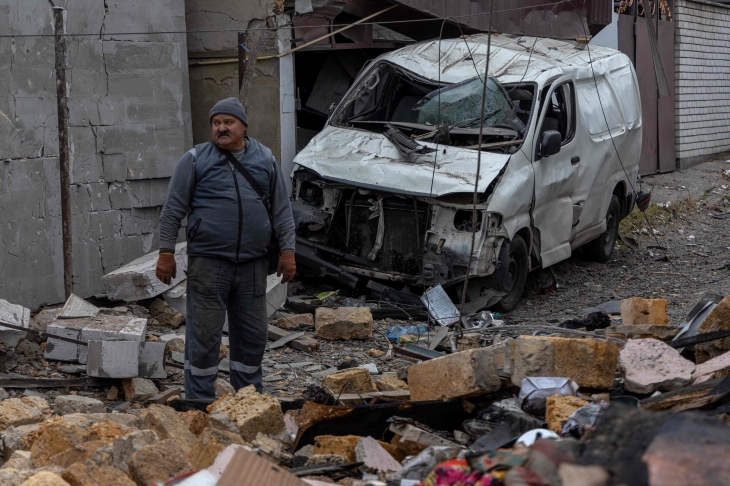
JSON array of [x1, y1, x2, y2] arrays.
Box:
[[517, 377, 580, 415]]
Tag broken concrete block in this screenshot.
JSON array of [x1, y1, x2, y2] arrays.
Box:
[[61, 460, 136, 486], [620, 297, 669, 325], [149, 299, 184, 329], [266, 274, 287, 317], [313, 435, 361, 462], [31, 422, 89, 467], [111, 429, 158, 472], [321, 368, 377, 395], [315, 307, 373, 341], [58, 295, 100, 319], [0, 399, 46, 431], [215, 378, 235, 398], [0, 298, 30, 350], [695, 296, 730, 363], [180, 410, 209, 436], [60, 413, 141, 430], [102, 243, 188, 302], [0, 469, 32, 485], [2, 423, 41, 457], [692, 350, 730, 384], [127, 439, 193, 486], [30, 308, 61, 333], [374, 373, 409, 392], [619, 339, 695, 393], [408, 348, 501, 401], [138, 342, 166, 379], [87, 341, 139, 378], [546, 395, 590, 434], [45, 320, 87, 362], [19, 472, 70, 486], [188, 427, 246, 470], [162, 280, 187, 318], [208, 412, 241, 436], [355, 436, 402, 473], [54, 396, 105, 416], [48, 440, 109, 468], [78, 315, 146, 364], [511, 336, 619, 389], [123, 378, 159, 402], [118, 318, 147, 343], [147, 387, 182, 405], [3, 450, 32, 470], [278, 314, 314, 330], [208, 385, 285, 442], [141, 405, 196, 452]]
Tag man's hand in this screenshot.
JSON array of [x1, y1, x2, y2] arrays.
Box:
[[277, 252, 296, 283], [155, 252, 177, 285]]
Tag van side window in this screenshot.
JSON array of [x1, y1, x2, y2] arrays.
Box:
[[539, 82, 576, 145]]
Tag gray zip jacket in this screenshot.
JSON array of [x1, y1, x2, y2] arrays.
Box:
[[158, 139, 296, 262]]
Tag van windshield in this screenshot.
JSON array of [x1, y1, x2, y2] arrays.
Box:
[[413, 76, 517, 129], [336, 64, 525, 150]]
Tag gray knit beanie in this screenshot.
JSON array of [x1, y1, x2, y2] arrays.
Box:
[[209, 97, 249, 126]]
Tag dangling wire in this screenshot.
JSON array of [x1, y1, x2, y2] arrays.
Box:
[[460, 0, 495, 316]]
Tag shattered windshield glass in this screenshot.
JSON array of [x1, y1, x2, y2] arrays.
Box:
[[414, 76, 520, 129]]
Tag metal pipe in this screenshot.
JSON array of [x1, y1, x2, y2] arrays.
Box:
[[53, 6, 74, 300]]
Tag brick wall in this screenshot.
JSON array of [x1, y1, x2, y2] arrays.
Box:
[[674, 0, 730, 161]]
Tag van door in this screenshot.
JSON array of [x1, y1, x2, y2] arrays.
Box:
[[531, 77, 581, 268]]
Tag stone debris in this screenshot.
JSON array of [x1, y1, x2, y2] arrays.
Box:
[[188, 427, 246, 469], [321, 368, 377, 395], [127, 439, 193, 486], [355, 436, 402, 473], [161, 281, 187, 318], [546, 395, 590, 434], [620, 297, 669, 325], [278, 313, 314, 330], [20, 471, 70, 486], [619, 339, 696, 393], [45, 320, 87, 362], [141, 405, 196, 451], [61, 461, 136, 486], [215, 379, 235, 398], [692, 350, 730, 384], [102, 243, 188, 302], [510, 336, 619, 389], [374, 373, 409, 392], [313, 435, 361, 462], [111, 430, 158, 472], [0, 398, 47, 431], [315, 307, 373, 341], [0, 298, 30, 350], [122, 378, 159, 402], [407, 348, 501, 401], [207, 386, 285, 442], [694, 296, 730, 363], [54, 396, 105, 416], [148, 299, 184, 329]]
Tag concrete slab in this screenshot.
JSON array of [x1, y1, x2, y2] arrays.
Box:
[[44, 319, 87, 362], [102, 243, 188, 302], [87, 340, 139, 378], [0, 299, 30, 350], [138, 342, 166, 379], [79, 315, 144, 364], [162, 280, 187, 318], [58, 294, 100, 319]]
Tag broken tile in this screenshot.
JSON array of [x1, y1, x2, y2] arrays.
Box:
[[619, 339, 695, 393], [58, 294, 100, 319]]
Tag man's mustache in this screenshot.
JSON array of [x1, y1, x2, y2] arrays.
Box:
[[216, 130, 232, 139]]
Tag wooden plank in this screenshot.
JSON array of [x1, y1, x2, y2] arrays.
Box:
[[640, 379, 720, 411], [267, 325, 319, 353]]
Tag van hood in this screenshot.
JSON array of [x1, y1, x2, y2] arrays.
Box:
[[293, 126, 511, 197]]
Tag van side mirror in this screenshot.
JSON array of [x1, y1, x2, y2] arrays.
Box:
[[538, 130, 562, 158]]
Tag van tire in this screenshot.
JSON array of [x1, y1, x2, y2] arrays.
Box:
[[585, 195, 620, 262], [492, 235, 529, 313]]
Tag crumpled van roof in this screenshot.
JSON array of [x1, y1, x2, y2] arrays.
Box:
[[376, 34, 619, 85]]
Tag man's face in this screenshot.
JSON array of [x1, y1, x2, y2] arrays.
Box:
[[211, 114, 247, 150]]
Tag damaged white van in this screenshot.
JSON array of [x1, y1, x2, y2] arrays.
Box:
[[291, 34, 641, 312]]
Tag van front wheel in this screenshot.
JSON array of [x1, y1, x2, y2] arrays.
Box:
[[492, 235, 529, 313], [585, 195, 620, 262]]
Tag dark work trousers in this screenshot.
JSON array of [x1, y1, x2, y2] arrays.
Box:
[[184, 255, 269, 399]]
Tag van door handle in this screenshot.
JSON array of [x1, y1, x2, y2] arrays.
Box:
[[571, 156, 581, 165]]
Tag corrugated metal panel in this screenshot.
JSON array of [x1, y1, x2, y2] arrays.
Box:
[[392, 0, 612, 39]]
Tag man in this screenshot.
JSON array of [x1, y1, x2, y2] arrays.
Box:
[[155, 97, 296, 398]]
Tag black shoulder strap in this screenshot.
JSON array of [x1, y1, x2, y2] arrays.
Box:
[[220, 147, 273, 219]]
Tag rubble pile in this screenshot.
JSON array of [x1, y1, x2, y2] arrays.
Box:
[[1, 238, 730, 485]]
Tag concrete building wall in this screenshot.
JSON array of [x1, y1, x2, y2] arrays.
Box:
[[185, 1, 285, 161], [674, 0, 730, 163], [0, 1, 192, 308]]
